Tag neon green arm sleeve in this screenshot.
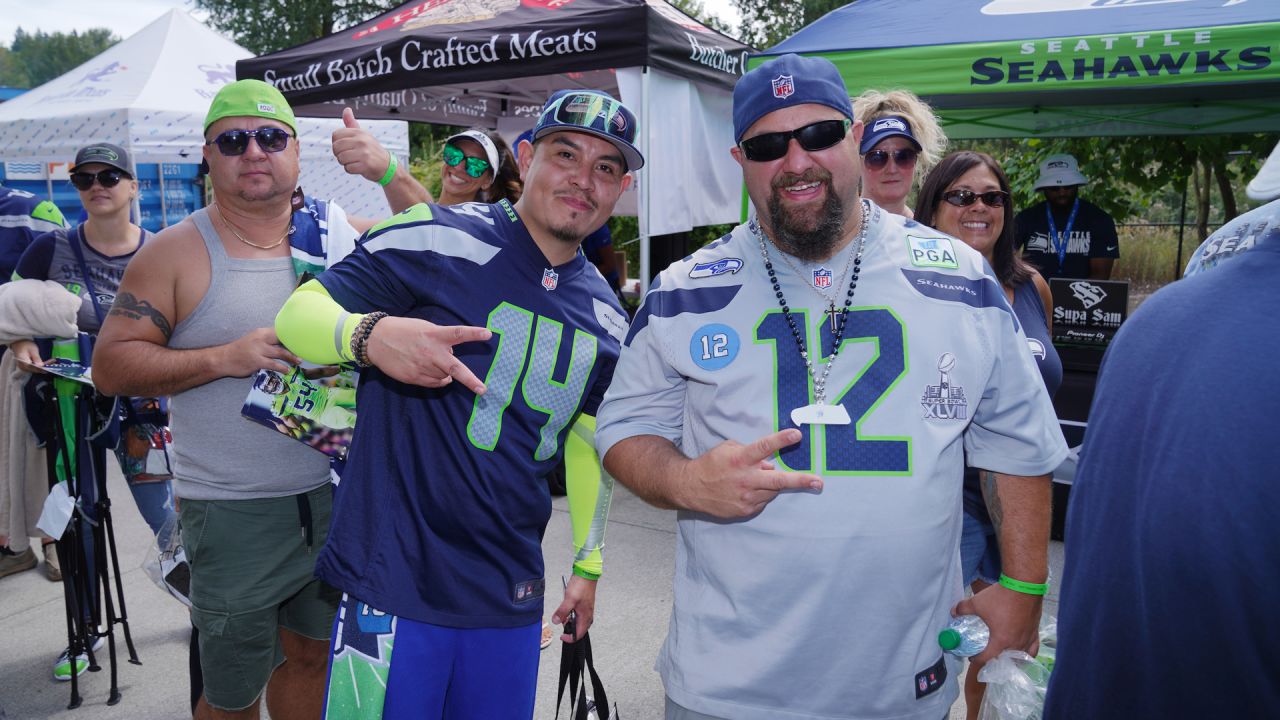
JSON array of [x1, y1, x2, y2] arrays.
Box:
[[565, 414, 614, 580], [274, 279, 364, 364]]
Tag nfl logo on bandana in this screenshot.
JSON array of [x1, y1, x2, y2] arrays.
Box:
[[813, 267, 832, 289], [771, 74, 795, 99], [542, 268, 559, 291]]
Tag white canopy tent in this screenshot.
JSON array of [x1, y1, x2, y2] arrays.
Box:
[[0, 9, 410, 221]]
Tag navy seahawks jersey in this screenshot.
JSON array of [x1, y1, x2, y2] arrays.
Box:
[[315, 200, 627, 628]]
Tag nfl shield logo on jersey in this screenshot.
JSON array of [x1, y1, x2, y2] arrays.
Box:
[[542, 268, 559, 291], [813, 267, 832, 289], [771, 74, 795, 99]]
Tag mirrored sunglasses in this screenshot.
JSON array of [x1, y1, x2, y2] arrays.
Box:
[[863, 147, 919, 171], [739, 119, 852, 163], [442, 143, 492, 178], [70, 169, 127, 191], [206, 127, 293, 156], [942, 189, 1010, 208]]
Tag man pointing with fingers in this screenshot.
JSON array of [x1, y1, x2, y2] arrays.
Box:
[[596, 54, 1067, 720], [274, 89, 640, 719]]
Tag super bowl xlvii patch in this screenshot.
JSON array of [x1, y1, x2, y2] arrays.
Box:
[[921, 353, 967, 420], [906, 235, 959, 270], [689, 257, 744, 279], [542, 268, 559, 291]]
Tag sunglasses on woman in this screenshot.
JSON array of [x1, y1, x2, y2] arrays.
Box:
[[442, 143, 492, 178], [863, 148, 918, 171], [942, 189, 1010, 208], [206, 127, 293, 156], [739, 119, 852, 162], [70, 169, 128, 191]]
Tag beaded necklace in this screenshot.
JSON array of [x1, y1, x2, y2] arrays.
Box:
[[752, 199, 870, 424]]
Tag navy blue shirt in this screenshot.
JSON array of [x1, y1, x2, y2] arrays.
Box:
[[1044, 233, 1280, 718], [316, 200, 626, 628]]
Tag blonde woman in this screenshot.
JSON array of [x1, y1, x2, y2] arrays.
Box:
[[852, 89, 947, 218]]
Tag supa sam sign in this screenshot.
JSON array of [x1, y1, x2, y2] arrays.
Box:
[[1049, 278, 1128, 348]]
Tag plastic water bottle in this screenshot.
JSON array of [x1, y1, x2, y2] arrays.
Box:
[[938, 615, 989, 657]]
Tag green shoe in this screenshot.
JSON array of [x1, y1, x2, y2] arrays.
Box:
[[52, 636, 105, 682]]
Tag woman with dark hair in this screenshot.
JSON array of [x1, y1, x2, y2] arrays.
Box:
[[915, 150, 1061, 720], [436, 128, 522, 206]]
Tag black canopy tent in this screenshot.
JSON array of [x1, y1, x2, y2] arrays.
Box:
[[237, 0, 755, 288]]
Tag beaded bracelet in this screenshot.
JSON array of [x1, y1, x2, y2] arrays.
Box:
[[349, 312, 387, 367], [999, 573, 1048, 596]]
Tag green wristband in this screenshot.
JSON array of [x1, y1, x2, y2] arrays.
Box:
[[572, 565, 600, 582], [377, 152, 397, 187], [999, 573, 1048, 596]]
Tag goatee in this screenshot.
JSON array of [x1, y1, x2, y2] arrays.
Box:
[[767, 172, 847, 262]]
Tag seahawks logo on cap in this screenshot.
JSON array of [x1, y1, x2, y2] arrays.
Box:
[[872, 118, 907, 133], [82, 146, 119, 161], [1047, 160, 1069, 169]]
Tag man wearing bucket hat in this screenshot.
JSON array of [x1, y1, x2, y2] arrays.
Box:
[[596, 53, 1066, 720], [271, 87, 639, 718], [1015, 153, 1119, 281], [92, 79, 429, 720]]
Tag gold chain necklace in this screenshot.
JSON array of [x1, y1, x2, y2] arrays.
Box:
[[213, 202, 288, 250]]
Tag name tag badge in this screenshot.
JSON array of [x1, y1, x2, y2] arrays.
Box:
[[790, 403, 851, 426]]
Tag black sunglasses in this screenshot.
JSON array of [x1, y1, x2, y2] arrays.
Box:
[[70, 169, 128, 191], [206, 127, 293, 156], [863, 148, 918, 171], [942, 189, 1010, 208], [739, 119, 852, 162]]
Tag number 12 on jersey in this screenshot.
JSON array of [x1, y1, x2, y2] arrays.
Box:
[[755, 308, 911, 475]]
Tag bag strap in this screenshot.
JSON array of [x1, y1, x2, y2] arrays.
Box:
[[555, 629, 613, 720], [67, 226, 107, 327]]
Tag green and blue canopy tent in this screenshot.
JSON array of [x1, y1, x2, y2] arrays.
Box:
[[756, 0, 1280, 139]]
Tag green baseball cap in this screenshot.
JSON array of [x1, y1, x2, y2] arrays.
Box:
[[204, 79, 297, 135]]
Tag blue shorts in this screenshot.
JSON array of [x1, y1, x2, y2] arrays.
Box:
[[960, 508, 1002, 586], [323, 594, 541, 719]]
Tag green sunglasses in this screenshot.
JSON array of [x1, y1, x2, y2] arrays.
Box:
[[442, 143, 492, 178]]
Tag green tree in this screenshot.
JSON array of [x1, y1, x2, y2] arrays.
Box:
[[3, 28, 118, 88], [734, 0, 843, 50], [670, 0, 734, 36], [193, 0, 401, 55]]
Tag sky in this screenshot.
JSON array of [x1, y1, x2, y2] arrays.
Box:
[[1, 0, 743, 46]]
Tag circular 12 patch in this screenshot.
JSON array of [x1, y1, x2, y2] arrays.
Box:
[[689, 324, 739, 371]]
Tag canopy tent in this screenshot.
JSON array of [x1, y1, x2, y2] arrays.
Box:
[[238, 0, 756, 288], [761, 0, 1280, 139], [0, 9, 411, 223]]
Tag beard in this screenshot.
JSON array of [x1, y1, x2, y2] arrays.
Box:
[[766, 170, 849, 262]]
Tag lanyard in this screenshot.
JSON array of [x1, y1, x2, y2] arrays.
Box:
[[1045, 198, 1079, 271]]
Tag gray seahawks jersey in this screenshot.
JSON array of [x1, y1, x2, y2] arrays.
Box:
[[596, 203, 1067, 720]]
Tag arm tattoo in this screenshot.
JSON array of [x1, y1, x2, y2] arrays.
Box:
[[980, 470, 1004, 533], [109, 292, 173, 340]]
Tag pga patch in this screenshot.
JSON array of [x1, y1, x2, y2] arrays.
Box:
[[907, 235, 959, 270]]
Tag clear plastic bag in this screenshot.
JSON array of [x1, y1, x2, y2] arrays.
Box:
[[976, 619, 1057, 720], [976, 650, 1049, 720], [140, 513, 191, 607]]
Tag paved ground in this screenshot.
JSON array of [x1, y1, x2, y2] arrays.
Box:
[[0, 463, 1065, 719]]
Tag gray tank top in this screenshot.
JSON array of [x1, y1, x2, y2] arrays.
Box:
[[169, 207, 329, 500]]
